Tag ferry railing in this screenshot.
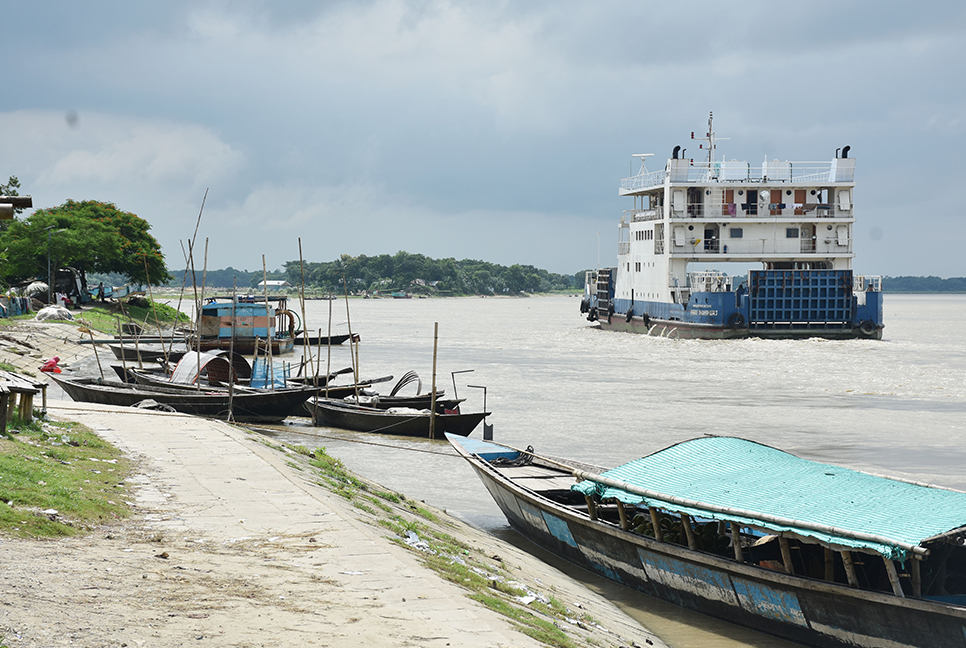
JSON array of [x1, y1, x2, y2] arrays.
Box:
[[620, 161, 854, 189], [618, 241, 630, 255], [668, 202, 853, 220], [854, 275, 882, 292], [687, 272, 734, 292], [624, 208, 663, 222], [669, 238, 852, 255]]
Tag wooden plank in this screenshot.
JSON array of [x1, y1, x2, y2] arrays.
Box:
[[513, 476, 580, 491]]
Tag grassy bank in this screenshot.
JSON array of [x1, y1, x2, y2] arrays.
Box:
[[0, 415, 133, 538]]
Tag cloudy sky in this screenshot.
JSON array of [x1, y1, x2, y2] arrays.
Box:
[[1, 1, 964, 277]]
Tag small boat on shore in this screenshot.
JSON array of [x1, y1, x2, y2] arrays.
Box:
[[306, 399, 487, 437], [293, 333, 360, 346], [449, 435, 966, 648], [50, 375, 318, 423]]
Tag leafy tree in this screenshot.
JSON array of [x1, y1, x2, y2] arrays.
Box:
[[0, 200, 170, 286]]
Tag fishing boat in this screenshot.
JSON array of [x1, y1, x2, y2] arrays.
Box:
[[581, 113, 883, 339], [449, 435, 966, 648], [50, 375, 318, 423], [306, 398, 487, 437], [195, 295, 296, 354], [293, 333, 360, 346]]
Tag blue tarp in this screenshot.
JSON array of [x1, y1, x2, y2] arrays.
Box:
[[572, 437, 966, 561], [250, 358, 289, 389]]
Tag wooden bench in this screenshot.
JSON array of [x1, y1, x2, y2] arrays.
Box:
[[0, 370, 47, 436]]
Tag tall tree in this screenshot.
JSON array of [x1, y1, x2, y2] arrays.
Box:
[[0, 200, 170, 286]]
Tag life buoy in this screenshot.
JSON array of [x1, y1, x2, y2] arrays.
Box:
[[859, 320, 876, 337], [625, 310, 633, 323], [729, 312, 746, 328]]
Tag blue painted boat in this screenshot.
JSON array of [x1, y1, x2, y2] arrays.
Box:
[[580, 113, 884, 339], [448, 435, 966, 647], [197, 296, 295, 354]]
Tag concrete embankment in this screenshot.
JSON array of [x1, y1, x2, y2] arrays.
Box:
[[0, 318, 666, 647]]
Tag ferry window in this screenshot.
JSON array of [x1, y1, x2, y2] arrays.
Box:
[[730, 228, 743, 238], [786, 228, 799, 238]]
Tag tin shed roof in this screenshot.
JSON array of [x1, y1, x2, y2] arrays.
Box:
[[572, 437, 966, 561]]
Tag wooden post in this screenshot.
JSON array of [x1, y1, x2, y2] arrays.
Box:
[[884, 558, 905, 598], [840, 551, 859, 588], [0, 387, 8, 437], [730, 522, 743, 563], [584, 495, 598, 521], [824, 547, 835, 582], [616, 501, 629, 531], [911, 558, 922, 598], [262, 255, 274, 391], [649, 507, 664, 542], [430, 322, 438, 440], [681, 513, 698, 550], [779, 536, 795, 575]]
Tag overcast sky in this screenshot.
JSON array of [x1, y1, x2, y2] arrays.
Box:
[[2, 1, 964, 277]]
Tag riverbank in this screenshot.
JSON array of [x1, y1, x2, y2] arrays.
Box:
[[0, 318, 664, 647]]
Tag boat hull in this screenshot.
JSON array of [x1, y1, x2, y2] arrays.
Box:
[[451, 439, 966, 648], [597, 315, 882, 340], [306, 399, 486, 437], [51, 376, 316, 423]]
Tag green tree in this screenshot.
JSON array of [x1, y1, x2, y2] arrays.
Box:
[[0, 200, 170, 286]]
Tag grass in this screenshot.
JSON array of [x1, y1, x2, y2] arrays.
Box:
[[292, 443, 599, 648], [75, 299, 189, 335], [0, 414, 133, 538]]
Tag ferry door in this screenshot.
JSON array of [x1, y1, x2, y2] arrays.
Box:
[[704, 225, 719, 252], [722, 189, 735, 217], [794, 189, 806, 215], [745, 190, 758, 216], [801, 224, 815, 252]]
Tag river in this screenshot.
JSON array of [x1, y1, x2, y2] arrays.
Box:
[[199, 293, 966, 646]]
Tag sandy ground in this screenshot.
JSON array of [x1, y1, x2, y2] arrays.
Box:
[[0, 317, 665, 648]]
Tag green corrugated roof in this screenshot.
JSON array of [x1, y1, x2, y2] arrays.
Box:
[[571, 437, 966, 561]]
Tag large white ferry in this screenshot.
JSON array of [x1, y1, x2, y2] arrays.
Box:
[[581, 114, 883, 339]]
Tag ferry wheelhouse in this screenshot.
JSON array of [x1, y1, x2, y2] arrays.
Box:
[[581, 114, 883, 339]]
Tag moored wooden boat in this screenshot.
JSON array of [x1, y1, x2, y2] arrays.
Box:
[[448, 435, 966, 648], [293, 333, 360, 346], [50, 375, 318, 423], [306, 399, 487, 437]]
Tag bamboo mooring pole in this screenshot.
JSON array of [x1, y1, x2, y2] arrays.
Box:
[[430, 322, 438, 439]]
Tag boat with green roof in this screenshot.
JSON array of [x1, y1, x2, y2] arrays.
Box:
[[448, 435, 966, 648]]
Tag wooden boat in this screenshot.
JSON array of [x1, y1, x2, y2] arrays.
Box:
[[293, 333, 360, 346], [305, 399, 487, 437], [50, 375, 318, 423], [341, 393, 464, 413], [195, 296, 295, 355], [448, 435, 966, 648], [108, 344, 184, 363]]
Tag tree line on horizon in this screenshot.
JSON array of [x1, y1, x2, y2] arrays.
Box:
[[167, 252, 583, 295]]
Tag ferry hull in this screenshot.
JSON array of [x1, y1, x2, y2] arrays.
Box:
[[596, 315, 882, 340], [459, 445, 966, 648]]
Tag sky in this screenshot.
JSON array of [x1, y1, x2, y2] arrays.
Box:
[[1, 1, 964, 278]]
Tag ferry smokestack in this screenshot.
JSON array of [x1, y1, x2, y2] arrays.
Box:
[[672, 146, 681, 159], [842, 145, 850, 158], [836, 148, 841, 158]]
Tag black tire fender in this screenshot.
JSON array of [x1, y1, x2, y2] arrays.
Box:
[[625, 310, 633, 323], [729, 312, 746, 328], [859, 320, 876, 336]]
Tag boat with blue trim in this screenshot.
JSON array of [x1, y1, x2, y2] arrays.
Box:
[[449, 434, 966, 648], [580, 113, 883, 339]]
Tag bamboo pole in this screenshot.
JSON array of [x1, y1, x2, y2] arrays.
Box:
[[730, 522, 743, 563], [430, 322, 438, 440], [616, 500, 629, 531], [824, 547, 835, 582], [262, 255, 274, 391], [297, 239, 313, 382], [227, 277, 237, 423], [648, 507, 664, 542], [779, 536, 795, 575], [884, 558, 905, 598], [681, 513, 698, 550], [142, 254, 171, 368], [342, 271, 358, 400], [911, 557, 921, 598], [841, 551, 859, 588], [584, 495, 598, 521]]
